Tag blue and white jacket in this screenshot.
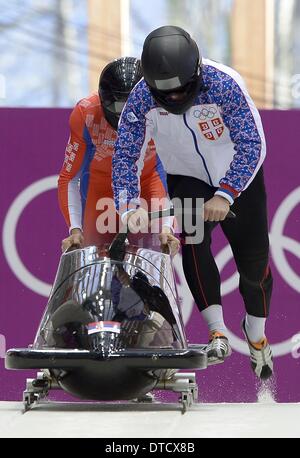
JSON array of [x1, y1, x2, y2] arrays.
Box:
[[112, 58, 266, 214]]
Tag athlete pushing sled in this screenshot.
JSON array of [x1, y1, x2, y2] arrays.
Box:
[[112, 26, 274, 380]]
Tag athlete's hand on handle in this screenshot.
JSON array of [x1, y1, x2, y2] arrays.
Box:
[[61, 228, 84, 252], [204, 196, 231, 222], [159, 226, 180, 257], [124, 208, 149, 234]]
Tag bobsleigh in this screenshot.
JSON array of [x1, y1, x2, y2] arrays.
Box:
[[6, 214, 209, 413]]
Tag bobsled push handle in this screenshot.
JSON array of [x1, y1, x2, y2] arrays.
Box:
[[108, 208, 174, 260], [108, 226, 130, 260], [109, 207, 236, 260], [149, 207, 236, 220]]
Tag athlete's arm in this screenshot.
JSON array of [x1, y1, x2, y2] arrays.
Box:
[[58, 103, 88, 234], [112, 81, 153, 219], [215, 73, 266, 205]]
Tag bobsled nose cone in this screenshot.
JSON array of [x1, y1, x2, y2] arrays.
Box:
[[89, 333, 120, 357]]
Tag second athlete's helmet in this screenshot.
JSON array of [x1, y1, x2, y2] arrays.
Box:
[[99, 57, 143, 130], [141, 26, 203, 115]]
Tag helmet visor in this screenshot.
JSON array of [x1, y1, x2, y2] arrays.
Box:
[[150, 69, 202, 115], [103, 100, 126, 115], [101, 89, 129, 115]]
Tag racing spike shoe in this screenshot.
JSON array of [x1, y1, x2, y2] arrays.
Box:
[[242, 320, 274, 380], [206, 331, 232, 364]]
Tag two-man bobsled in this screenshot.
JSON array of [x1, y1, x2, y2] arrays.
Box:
[[6, 211, 218, 413]]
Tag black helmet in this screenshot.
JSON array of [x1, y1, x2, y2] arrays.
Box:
[[142, 26, 203, 115], [99, 57, 142, 130]]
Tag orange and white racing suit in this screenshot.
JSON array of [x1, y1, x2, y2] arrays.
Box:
[[58, 93, 169, 246]]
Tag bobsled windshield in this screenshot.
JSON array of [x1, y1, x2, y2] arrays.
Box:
[[34, 249, 186, 352]]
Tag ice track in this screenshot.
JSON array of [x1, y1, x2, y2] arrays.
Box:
[[0, 401, 299, 438]]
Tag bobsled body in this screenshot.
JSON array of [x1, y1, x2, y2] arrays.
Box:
[[6, 245, 206, 401]]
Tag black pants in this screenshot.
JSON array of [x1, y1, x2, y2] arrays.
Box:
[[167, 168, 273, 318]]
